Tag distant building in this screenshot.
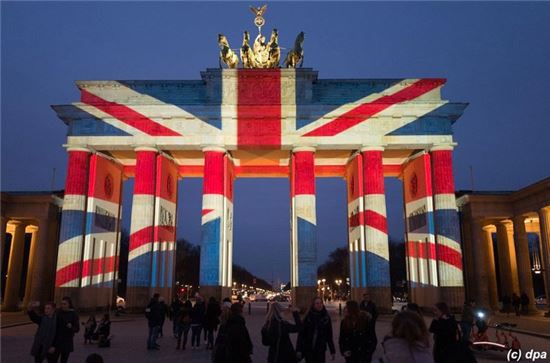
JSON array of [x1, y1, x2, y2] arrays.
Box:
[[457, 177, 550, 311]]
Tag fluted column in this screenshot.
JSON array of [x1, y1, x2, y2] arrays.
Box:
[[496, 221, 519, 298], [22, 225, 39, 306], [27, 219, 52, 304], [361, 146, 391, 311], [430, 146, 465, 309], [537, 207, 550, 308], [471, 221, 498, 310], [3, 221, 27, 311], [55, 147, 91, 305], [127, 147, 158, 309], [512, 215, 537, 313], [199, 147, 234, 302], [290, 147, 317, 311]]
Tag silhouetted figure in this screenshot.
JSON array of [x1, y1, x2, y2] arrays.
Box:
[[145, 293, 162, 350], [52, 296, 80, 363], [205, 297, 222, 349], [359, 292, 378, 356], [170, 296, 184, 338], [459, 300, 474, 343], [224, 303, 253, 363], [176, 300, 192, 350], [27, 301, 57, 363], [512, 293, 521, 316], [429, 302, 465, 363], [520, 292, 530, 315], [339, 300, 375, 363], [190, 294, 206, 349], [297, 297, 336, 363], [212, 300, 233, 363], [262, 302, 301, 363], [83, 314, 96, 344]]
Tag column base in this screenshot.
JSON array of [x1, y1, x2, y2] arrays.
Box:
[[409, 285, 441, 311], [439, 286, 465, 312], [352, 287, 392, 313], [126, 287, 154, 312], [78, 286, 113, 311], [291, 286, 317, 312], [200, 286, 232, 303]]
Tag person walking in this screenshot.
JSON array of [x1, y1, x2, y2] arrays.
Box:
[[145, 293, 163, 350], [297, 297, 336, 363], [224, 303, 253, 363], [338, 300, 376, 363], [190, 294, 206, 349], [429, 302, 460, 363], [176, 300, 192, 350], [170, 296, 184, 338], [52, 296, 80, 363], [459, 300, 474, 343], [359, 293, 379, 355], [381, 310, 434, 363], [205, 297, 222, 349], [27, 301, 57, 363], [262, 302, 301, 363]]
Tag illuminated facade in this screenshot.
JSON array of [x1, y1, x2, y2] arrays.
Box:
[[50, 68, 468, 310]]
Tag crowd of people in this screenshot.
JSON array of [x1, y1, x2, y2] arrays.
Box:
[[27, 291, 502, 363]]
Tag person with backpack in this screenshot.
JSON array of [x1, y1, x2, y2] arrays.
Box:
[[262, 302, 302, 363], [297, 297, 336, 363], [339, 300, 376, 363]]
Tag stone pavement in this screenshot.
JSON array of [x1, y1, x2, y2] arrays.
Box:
[[2, 302, 550, 362]]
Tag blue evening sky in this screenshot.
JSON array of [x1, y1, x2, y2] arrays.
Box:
[[2, 2, 550, 282]]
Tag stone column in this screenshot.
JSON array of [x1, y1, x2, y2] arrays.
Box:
[[199, 147, 234, 302], [127, 147, 158, 310], [496, 221, 519, 298], [471, 221, 498, 310], [537, 207, 550, 308], [512, 215, 537, 313], [290, 147, 317, 311], [27, 219, 52, 304], [55, 147, 91, 305], [430, 146, 465, 310], [361, 147, 391, 312], [483, 226, 499, 310], [22, 225, 39, 306], [0, 217, 7, 276], [3, 221, 27, 311]]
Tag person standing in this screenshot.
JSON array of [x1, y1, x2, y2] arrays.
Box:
[[359, 292, 378, 356], [512, 293, 521, 316], [459, 300, 474, 343], [176, 300, 192, 350], [429, 302, 459, 363], [297, 297, 336, 363], [224, 303, 253, 363], [338, 300, 376, 363], [158, 296, 168, 338], [381, 310, 434, 363], [520, 292, 530, 315], [27, 301, 57, 363], [52, 296, 80, 363], [205, 297, 222, 349], [83, 314, 96, 344], [190, 294, 206, 349], [212, 300, 233, 363], [170, 296, 184, 338], [262, 302, 301, 363], [145, 293, 162, 350]]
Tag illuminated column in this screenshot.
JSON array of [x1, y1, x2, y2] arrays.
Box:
[[512, 215, 537, 313], [403, 153, 438, 307], [537, 207, 550, 307], [55, 147, 91, 304], [27, 219, 53, 304], [290, 147, 317, 310], [127, 147, 158, 309], [361, 147, 391, 311], [430, 146, 465, 309], [345, 153, 365, 300], [482, 225, 499, 310], [22, 225, 39, 306], [80, 154, 123, 309], [152, 154, 179, 301], [496, 221, 519, 297], [0, 217, 7, 277], [3, 221, 27, 311], [199, 147, 234, 301]]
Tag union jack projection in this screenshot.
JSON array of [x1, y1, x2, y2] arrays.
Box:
[[52, 68, 467, 309]]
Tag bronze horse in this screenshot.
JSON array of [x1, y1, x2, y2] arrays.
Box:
[[284, 31, 305, 68], [218, 34, 239, 69]]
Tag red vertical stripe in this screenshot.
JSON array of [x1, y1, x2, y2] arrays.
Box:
[[431, 150, 455, 194], [65, 150, 90, 195], [134, 150, 157, 195], [362, 150, 384, 194], [237, 70, 281, 149], [293, 151, 315, 195], [203, 151, 225, 195]]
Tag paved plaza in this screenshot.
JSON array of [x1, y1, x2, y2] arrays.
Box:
[[2, 302, 550, 363]]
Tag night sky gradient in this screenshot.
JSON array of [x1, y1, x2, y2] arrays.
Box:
[[2, 2, 550, 283]]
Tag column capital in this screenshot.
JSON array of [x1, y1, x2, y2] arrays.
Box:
[[66, 146, 91, 153], [539, 206, 550, 216], [26, 225, 39, 233], [360, 145, 385, 152], [134, 146, 158, 153], [8, 220, 26, 228], [202, 146, 227, 153], [430, 143, 457, 152], [292, 146, 316, 153]]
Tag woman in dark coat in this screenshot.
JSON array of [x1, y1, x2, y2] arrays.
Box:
[[224, 303, 253, 363], [176, 300, 192, 350], [262, 302, 302, 363], [429, 302, 459, 363], [53, 296, 80, 363], [27, 301, 57, 363], [205, 297, 222, 349], [297, 297, 336, 363], [339, 300, 376, 363]]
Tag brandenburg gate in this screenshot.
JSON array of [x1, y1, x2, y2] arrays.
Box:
[[51, 11, 467, 311]]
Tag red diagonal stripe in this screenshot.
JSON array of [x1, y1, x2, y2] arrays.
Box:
[[202, 209, 214, 216], [406, 241, 436, 260], [437, 244, 463, 270], [364, 210, 388, 233], [81, 89, 181, 136], [304, 79, 445, 137], [129, 225, 155, 252], [55, 261, 81, 287]]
